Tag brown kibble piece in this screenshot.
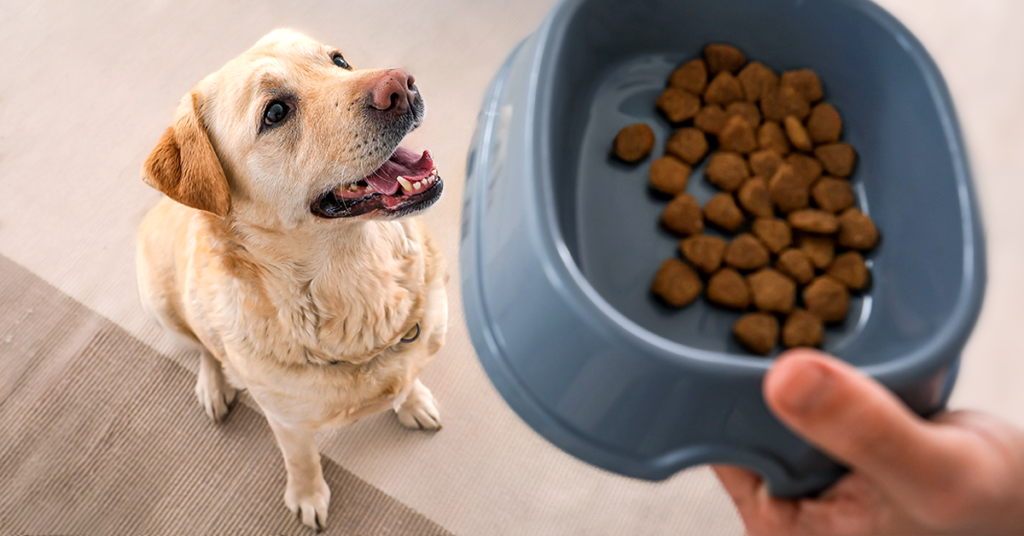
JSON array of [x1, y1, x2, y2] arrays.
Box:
[[748, 268, 796, 314], [828, 251, 869, 290], [800, 234, 835, 269], [651, 258, 703, 307], [815, 143, 857, 177], [784, 116, 813, 152], [812, 177, 854, 213], [705, 193, 745, 232], [718, 115, 757, 154], [757, 121, 790, 155], [807, 103, 842, 144], [680, 235, 727, 274], [752, 218, 792, 254], [776, 248, 815, 284], [656, 87, 701, 123], [725, 234, 770, 271], [783, 309, 824, 348], [613, 123, 654, 163], [733, 313, 779, 355], [768, 164, 809, 213], [695, 105, 728, 135], [737, 62, 779, 103], [761, 85, 810, 122], [704, 72, 746, 106], [837, 208, 879, 250], [666, 128, 709, 165], [707, 268, 750, 310], [804, 276, 850, 323], [649, 156, 692, 196], [786, 153, 824, 188], [788, 209, 839, 234], [781, 69, 823, 103], [661, 194, 704, 236], [749, 150, 784, 180], [669, 58, 708, 94], [738, 177, 773, 218], [726, 102, 762, 128], [704, 44, 746, 75], [706, 152, 750, 191]]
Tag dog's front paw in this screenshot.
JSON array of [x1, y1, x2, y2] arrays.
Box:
[[195, 362, 236, 423], [285, 476, 331, 531], [396, 379, 441, 430]]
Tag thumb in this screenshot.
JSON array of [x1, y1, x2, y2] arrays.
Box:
[[764, 349, 979, 500]]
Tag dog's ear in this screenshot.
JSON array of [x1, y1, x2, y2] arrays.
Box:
[[142, 91, 231, 217]]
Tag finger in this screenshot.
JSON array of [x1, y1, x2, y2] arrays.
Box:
[[713, 465, 802, 535], [712, 464, 762, 509], [763, 349, 981, 500]]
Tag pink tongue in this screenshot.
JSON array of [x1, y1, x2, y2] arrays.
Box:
[[362, 147, 433, 196]]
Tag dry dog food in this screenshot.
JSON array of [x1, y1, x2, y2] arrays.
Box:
[[827, 251, 868, 290], [733, 312, 779, 355], [694, 104, 728, 134], [815, 143, 857, 177], [737, 62, 778, 103], [748, 150, 784, 180], [681, 235, 727, 274], [704, 44, 746, 76], [621, 43, 881, 355], [803, 275, 850, 323], [811, 177, 854, 212], [649, 156, 692, 196], [776, 248, 815, 285], [752, 218, 791, 254], [666, 127, 709, 164], [768, 164, 809, 213], [708, 268, 751, 309], [807, 103, 842, 144], [782, 309, 824, 348], [758, 121, 790, 154], [724, 233, 770, 271], [652, 258, 703, 307], [657, 87, 701, 123], [718, 115, 758, 153], [748, 268, 797, 314], [705, 152, 750, 191], [788, 209, 839, 234], [669, 58, 708, 95], [661, 193, 704, 236], [705, 193, 745, 232], [738, 177, 773, 218], [837, 208, 879, 250], [613, 123, 655, 162]]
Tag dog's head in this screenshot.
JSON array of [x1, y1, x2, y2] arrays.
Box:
[[141, 29, 441, 227]]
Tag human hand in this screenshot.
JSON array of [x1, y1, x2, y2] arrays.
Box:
[[713, 349, 1024, 535]]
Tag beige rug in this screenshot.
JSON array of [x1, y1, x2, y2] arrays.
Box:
[[1, 0, 1022, 534]]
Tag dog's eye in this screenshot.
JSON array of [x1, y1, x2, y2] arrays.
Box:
[[332, 54, 350, 69], [264, 101, 288, 125]]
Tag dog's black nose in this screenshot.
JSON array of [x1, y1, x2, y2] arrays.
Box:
[[368, 69, 417, 115]]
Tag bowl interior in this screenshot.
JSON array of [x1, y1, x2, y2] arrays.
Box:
[[544, 0, 973, 365]]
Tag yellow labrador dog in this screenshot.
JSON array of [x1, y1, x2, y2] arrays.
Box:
[[136, 29, 446, 530]]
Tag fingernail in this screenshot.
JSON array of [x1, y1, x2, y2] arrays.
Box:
[[771, 359, 831, 415]]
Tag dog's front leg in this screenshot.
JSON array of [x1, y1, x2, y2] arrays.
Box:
[[266, 416, 330, 530]]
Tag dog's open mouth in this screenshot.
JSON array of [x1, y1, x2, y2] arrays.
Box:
[[312, 147, 443, 218]]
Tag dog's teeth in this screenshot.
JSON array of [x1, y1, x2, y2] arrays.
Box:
[[413, 181, 422, 190], [397, 176, 413, 192], [366, 185, 373, 192]]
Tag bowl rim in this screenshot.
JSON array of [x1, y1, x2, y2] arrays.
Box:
[[526, 0, 987, 383]]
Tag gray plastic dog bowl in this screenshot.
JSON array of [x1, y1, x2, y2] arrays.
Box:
[[460, 0, 985, 497]]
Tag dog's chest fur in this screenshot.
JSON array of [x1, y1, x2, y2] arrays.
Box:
[[184, 216, 433, 418]]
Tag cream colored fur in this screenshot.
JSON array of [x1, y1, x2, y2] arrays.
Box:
[[136, 29, 447, 530]]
